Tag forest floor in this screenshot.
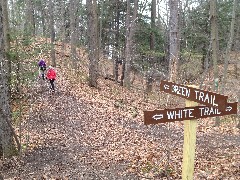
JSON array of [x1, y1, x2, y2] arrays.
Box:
[[1, 39, 240, 179]]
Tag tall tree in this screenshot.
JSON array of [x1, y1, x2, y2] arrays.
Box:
[[0, 2, 16, 157], [87, 0, 99, 87], [210, 0, 220, 126], [24, 0, 35, 36], [123, 0, 138, 88], [1, 0, 10, 52], [39, 0, 47, 37], [1, 0, 11, 90], [150, 0, 156, 50], [49, 0, 56, 67], [114, 0, 121, 82], [60, 0, 67, 58], [220, 0, 237, 94], [70, 0, 79, 69], [210, 0, 219, 91], [120, 0, 130, 87], [169, 0, 179, 82], [145, 0, 156, 93]]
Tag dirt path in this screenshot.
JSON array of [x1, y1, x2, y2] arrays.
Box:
[[1, 68, 239, 179]]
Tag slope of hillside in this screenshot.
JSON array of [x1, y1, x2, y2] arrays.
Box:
[[1, 38, 239, 179]]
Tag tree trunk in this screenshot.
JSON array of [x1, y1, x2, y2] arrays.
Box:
[[210, 0, 219, 92], [0, 5, 16, 157], [220, 0, 237, 94], [40, 0, 47, 36], [114, 0, 120, 82], [123, 0, 138, 88], [210, 0, 220, 126], [87, 0, 99, 87], [24, 0, 35, 36], [49, 0, 56, 67], [150, 0, 156, 50], [60, 0, 66, 59], [146, 0, 156, 93], [1, 0, 11, 94], [169, 0, 179, 82], [1, 0, 10, 52], [70, 0, 79, 69]]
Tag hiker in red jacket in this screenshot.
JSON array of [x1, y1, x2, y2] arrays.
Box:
[[46, 66, 56, 92]]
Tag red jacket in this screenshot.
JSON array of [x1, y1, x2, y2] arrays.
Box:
[[47, 68, 56, 79]]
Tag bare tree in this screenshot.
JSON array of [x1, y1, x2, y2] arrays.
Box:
[[123, 0, 138, 88], [150, 0, 156, 50], [39, 0, 47, 37], [114, 0, 120, 82], [210, 0, 219, 92], [87, 0, 99, 87], [210, 0, 220, 126], [24, 0, 35, 36], [0, 3, 16, 157], [1, 0, 10, 51], [70, 0, 79, 69], [60, 0, 66, 56], [220, 0, 237, 94], [1, 0, 11, 91], [49, 0, 56, 67], [169, 0, 179, 82]]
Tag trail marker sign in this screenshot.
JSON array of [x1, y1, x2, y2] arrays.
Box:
[[144, 82, 238, 180], [144, 102, 237, 125], [160, 80, 228, 111]]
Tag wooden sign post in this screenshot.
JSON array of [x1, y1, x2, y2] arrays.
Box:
[[143, 81, 238, 180], [182, 85, 198, 180]]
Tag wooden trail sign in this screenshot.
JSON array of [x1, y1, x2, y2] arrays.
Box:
[[144, 102, 237, 125], [144, 82, 237, 180], [160, 80, 228, 111]]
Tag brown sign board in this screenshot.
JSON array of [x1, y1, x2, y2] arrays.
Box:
[[144, 102, 237, 125], [160, 80, 228, 111]]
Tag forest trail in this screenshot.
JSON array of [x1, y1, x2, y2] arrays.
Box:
[[1, 64, 240, 179]]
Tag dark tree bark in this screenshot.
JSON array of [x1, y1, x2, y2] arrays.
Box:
[[40, 0, 47, 36], [49, 0, 56, 67], [87, 0, 99, 87], [0, 4, 16, 157], [210, 0, 220, 126], [114, 0, 120, 82], [70, 0, 79, 69], [123, 0, 138, 88], [169, 0, 179, 82], [150, 0, 156, 50], [210, 0, 219, 92], [24, 0, 35, 36], [1, 0, 11, 93], [1, 0, 10, 51], [220, 0, 237, 94]]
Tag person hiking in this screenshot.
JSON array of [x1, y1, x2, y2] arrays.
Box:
[[38, 59, 47, 80], [46, 66, 56, 92]]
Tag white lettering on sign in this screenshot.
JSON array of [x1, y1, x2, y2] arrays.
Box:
[[172, 85, 190, 98], [167, 109, 194, 120], [199, 107, 221, 116], [194, 90, 218, 106]]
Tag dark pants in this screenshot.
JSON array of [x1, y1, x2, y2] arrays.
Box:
[[49, 79, 55, 91], [41, 73, 45, 80]]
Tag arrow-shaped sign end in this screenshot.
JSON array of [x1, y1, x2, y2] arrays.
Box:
[[152, 114, 164, 120], [226, 106, 232, 111]]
